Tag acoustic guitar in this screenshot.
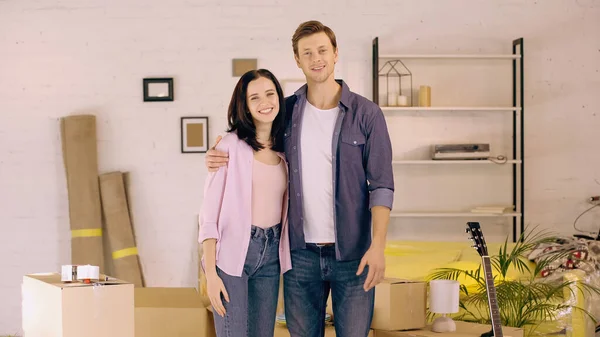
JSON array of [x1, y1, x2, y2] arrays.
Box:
[[466, 221, 504, 337]]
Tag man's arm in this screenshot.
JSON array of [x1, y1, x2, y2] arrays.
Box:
[[371, 206, 390, 247], [356, 105, 394, 291], [198, 139, 230, 244], [205, 135, 229, 172]]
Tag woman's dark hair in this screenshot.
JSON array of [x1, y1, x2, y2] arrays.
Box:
[[226, 69, 287, 152]]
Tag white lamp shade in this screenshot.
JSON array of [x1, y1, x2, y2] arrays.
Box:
[[429, 280, 460, 314]]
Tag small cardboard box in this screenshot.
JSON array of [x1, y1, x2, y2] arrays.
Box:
[[135, 287, 216, 337], [372, 321, 524, 337], [22, 273, 134, 337], [371, 279, 426, 331]]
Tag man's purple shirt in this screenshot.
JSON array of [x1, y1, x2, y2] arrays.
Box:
[[283, 80, 395, 261]]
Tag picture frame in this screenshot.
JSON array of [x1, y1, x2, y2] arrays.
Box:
[[232, 58, 258, 76], [143, 78, 174, 102], [181, 116, 209, 153]]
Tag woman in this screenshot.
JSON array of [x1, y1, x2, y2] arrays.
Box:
[[198, 69, 292, 337]]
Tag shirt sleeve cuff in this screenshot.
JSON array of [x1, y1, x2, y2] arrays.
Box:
[[198, 221, 219, 243], [369, 188, 394, 210]]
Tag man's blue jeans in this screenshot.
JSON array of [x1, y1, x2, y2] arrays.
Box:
[[283, 244, 375, 337]]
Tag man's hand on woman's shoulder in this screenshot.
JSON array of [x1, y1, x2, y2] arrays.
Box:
[[205, 135, 229, 172]]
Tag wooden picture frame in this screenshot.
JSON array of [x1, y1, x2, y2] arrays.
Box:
[[181, 117, 209, 153]]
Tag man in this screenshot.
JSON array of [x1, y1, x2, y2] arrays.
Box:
[[205, 20, 394, 337]]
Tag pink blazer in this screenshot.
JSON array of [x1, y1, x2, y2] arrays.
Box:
[[198, 132, 292, 277]]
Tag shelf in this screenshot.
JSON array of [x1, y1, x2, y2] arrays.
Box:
[[393, 160, 522, 165], [381, 107, 521, 112], [380, 54, 521, 59], [390, 212, 522, 218], [372, 37, 525, 242]]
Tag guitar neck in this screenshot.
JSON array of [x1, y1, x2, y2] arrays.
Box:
[[482, 256, 503, 337]]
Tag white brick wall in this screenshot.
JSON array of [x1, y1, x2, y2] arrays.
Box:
[[1, 0, 599, 333]]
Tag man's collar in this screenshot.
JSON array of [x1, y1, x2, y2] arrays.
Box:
[[293, 79, 351, 109]]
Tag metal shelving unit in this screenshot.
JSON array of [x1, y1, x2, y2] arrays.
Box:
[[373, 37, 525, 242]]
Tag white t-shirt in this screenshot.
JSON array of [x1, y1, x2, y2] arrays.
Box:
[[300, 100, 339, 243]]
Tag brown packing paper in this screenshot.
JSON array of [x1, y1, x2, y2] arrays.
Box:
[[122, 171, 145, 286], [60, 115, 104, 272], [99, 171, 144, 287]]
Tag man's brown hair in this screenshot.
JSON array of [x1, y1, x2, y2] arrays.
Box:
[[292, 20, 337, 56]]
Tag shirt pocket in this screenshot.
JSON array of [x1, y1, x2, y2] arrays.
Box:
[[340, 132, 366, 163]]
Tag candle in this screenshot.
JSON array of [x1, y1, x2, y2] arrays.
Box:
[[419, 86, 431, 107], [397, 95, 408, 106]]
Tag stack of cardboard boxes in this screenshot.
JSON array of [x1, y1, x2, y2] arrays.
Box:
[[22, 273, 523, 337]]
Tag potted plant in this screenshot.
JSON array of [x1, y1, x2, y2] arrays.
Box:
[[427, 228, 600, 336]]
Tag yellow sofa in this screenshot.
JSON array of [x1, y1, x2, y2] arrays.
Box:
[[383, 240, 596, 337]]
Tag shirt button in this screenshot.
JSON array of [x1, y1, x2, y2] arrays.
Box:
[[353, 140, 357, 144], [293, 146, 296, 150], [294, 169, 298, 173], [293, 124, 297, 127], [296, 193, 300, 197], [284, 133, 287, 136], [334, 131, 339, 135]]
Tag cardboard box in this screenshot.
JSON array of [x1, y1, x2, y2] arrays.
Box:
[[135, 287, 216, 337], [274, 325, 373, 336], [22, 273, 134, 337], [371, 279, 426, 331], [372, 321, 524, 337]]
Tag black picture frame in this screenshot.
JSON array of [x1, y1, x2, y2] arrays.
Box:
[[181, 116, 209, 153], [143, 78, 174, 102]]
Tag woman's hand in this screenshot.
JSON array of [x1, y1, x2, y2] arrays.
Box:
[[206, 272, 230, 317]]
